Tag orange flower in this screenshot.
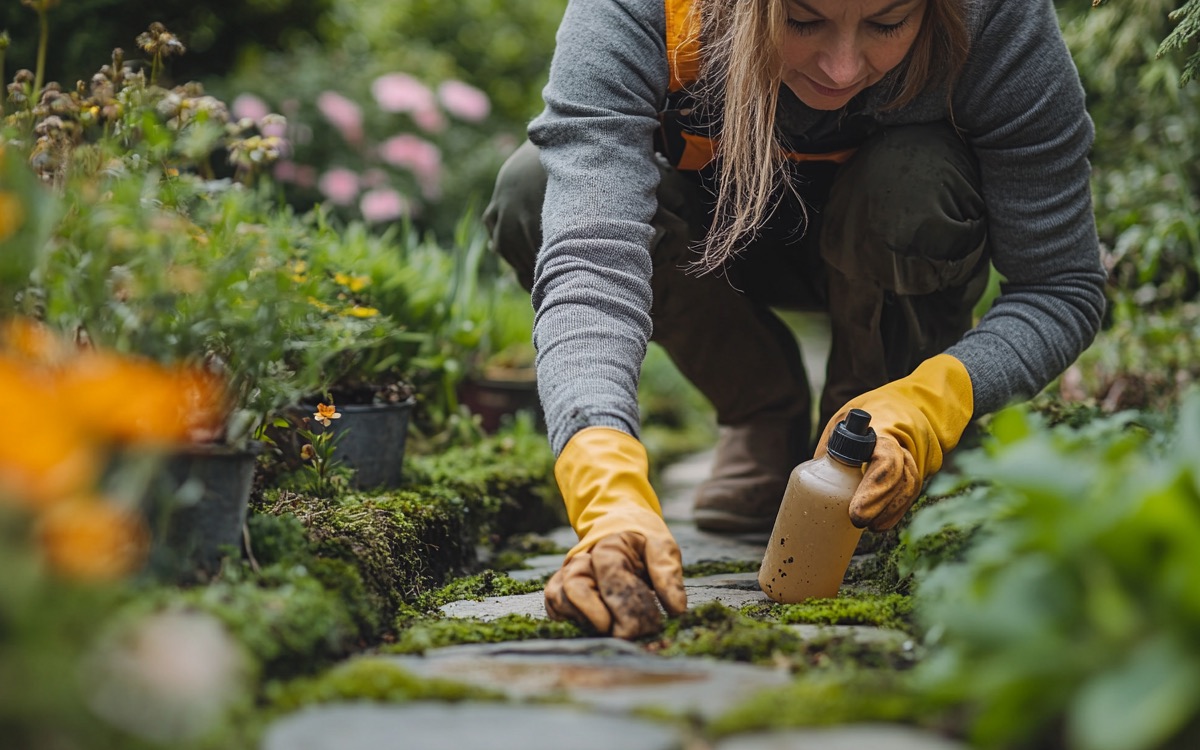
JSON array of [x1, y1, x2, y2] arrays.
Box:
[[38, 498, 151, 580], [0, 357, 100, 508], [0, 191, 25, 243], [56, 352, 229, 446], [0, 317, 72, 365], [313, 402, 341, 427]]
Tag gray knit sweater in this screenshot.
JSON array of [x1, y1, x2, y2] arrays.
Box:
[[528, 0, 1107, 454]]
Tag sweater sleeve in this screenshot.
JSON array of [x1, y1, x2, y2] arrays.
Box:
[[528, 0, 670, 454], [945, 0, 1108, 415]]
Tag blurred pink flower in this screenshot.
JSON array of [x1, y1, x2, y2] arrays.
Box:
[[412, 106, 447, 134], [360, 188, 412, 223], [316, 91, 364, 145], [379, 135, 440, 175], [318, 168, 360, 206], [379, 135, 442, 200], [371, 73, 434, 113], [293, 164, 317, 189], [273, 160, 298, 183], [259, 114, 288, 139], [231, 93, 269, 123], [437, 80, 490, 122], [361, 168, 389, 189]]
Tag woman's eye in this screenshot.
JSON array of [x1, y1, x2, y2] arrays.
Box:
[[870, 17, 911, 37], [785, 18, 821, 35]]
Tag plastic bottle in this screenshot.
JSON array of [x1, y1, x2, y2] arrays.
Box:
[[758, 408, 877, 603]]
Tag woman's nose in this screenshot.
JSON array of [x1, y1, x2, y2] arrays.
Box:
[[817, 37, 863, 87]]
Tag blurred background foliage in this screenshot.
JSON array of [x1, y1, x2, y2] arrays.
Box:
[[2, 0, 570, 239], [3, 1, 1200, 748]]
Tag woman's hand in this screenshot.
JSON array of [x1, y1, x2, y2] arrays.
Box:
[[544, 531, 686, 639], [814, 354, 974, 530], [546, 427, 688, 638]]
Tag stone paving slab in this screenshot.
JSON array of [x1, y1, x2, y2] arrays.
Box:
[[383, 639, 791, 719], [440, 577, 773, 621], [440, 591, 547, 620], [713, 724, 967, 749], [261, 701, 683, 750], [504, 554, 563, 582], [788, 625, 915, 649]]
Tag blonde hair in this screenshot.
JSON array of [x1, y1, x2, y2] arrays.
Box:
[[688, 0, 971, 274]]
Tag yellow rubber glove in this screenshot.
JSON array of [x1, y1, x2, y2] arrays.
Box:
[[543, 427, 688, 639], [815, 354, 973, 531]]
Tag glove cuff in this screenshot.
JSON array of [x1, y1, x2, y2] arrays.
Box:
[[907, 354, 974, 456], [555, 427, 668, 560]]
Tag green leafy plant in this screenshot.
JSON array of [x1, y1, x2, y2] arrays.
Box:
[[909, 400, 1200, 750]]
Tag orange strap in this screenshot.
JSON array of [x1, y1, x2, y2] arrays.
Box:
[[678, 131, 859, 170], [665, 0, 701, 91]]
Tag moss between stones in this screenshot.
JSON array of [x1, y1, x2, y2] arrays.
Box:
[[651, 601, 804, 664], [386, 614, 586, 655], [649, 601, 917, 672], [706, 670, 935, 737], [410, 570, 545, 612], [681, 559, 761, 577], [267, 657, 502, 713], [488, 532, 567, 572], [742, 594, 914, 631]]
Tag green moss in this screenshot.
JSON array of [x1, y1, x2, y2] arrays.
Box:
[[743, 594, 914, 631], [256, 486, 476, 625], [681, 559, 761, 578], [386, 614, 586, 654], [245, 512, 312, 568], [653, 602, 804, 664], [129, 563, 359, 681], [651, 602, 917, 671], [267, 657, 502, 713], [307, 557, 382, 637], [489, 533, 567, 572], [413, 570, 545, 611], [707, 671, 934, 737], [405, 428, 564, 538]]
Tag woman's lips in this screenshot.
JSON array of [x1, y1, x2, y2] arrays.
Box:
[[804, 76, 860, 98]]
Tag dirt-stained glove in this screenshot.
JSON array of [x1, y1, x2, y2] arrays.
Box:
[[815, 354, 973, 531], [544, 427, 687, 639]]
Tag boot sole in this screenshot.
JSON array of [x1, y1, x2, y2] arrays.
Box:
[[693, 508, 777, 534]]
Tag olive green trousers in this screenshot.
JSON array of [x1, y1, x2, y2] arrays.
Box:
[[483, 123, 990, 459]]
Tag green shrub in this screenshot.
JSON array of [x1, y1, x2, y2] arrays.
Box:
[[910, 401, 1200, 750]]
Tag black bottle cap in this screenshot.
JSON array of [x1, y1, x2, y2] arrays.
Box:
[[827, 408, 876, 465]]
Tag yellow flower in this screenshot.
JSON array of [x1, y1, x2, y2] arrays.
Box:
[[307, 296, 332, 312], [313, 403, 341, 427], [345, 305, 379, 318], [300, 444, 316, 461], [334, 272, 370, 292], [0, 191, 25, 243]]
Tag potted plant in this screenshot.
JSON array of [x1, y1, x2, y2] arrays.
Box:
[[3, 38, 320, 576], [458, 272, 542, 434]]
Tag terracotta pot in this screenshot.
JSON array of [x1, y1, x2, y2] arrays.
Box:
[[459, 371, 543, 434]]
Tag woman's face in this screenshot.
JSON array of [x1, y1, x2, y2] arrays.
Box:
[[780, 0, 928, 110]]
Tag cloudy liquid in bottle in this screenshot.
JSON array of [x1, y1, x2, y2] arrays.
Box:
[[758, 409, 876, 603]]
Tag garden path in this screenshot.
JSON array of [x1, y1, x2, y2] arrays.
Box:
[[263, 438, 966, 750]]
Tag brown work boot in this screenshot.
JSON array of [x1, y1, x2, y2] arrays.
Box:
[[693, 414, 809, 533]]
